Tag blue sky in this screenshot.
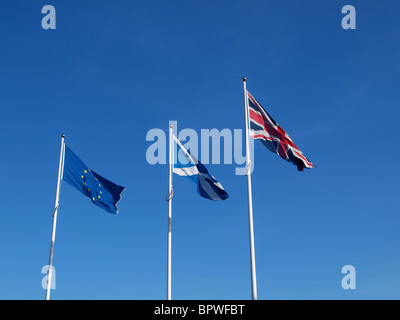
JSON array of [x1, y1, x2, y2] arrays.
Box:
[[1, 0, 400, 300]]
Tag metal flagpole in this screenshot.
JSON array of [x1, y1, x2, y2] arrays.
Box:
[[242, 77, 258, 300], [167, 124, 174, 300], [45, 134, 65, 300]]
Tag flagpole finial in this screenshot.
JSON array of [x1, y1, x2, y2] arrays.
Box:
[[61, 134, 65, 138], [242, 77, 247, 82]]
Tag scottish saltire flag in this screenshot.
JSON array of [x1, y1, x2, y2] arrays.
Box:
[[63, 145, 125, 214], [247, 91, 315, 171], [172, 136, 228, 201]]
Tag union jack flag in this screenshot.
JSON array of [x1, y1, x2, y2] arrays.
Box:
[[247, 91, 315, 171]]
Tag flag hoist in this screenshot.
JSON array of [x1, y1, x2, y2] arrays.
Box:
[[241, 77, 315, 300], [166, 123, 229, 300], [45, 134, 125, 300]]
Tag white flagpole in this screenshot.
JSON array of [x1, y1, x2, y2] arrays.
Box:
[[45, 134, 65, 300], [167, 124, 174, 300], [242, 77, 258, 300]]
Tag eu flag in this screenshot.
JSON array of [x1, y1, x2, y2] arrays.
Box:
[[63, 145, 125, 214]]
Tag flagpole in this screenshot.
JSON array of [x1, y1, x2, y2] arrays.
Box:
[[167, 124, 173, 300], [242, 77, 258, 300], [45, 134, 65, 300]]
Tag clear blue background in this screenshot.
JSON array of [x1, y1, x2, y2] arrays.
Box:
[[1, 0, 399, 300]]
